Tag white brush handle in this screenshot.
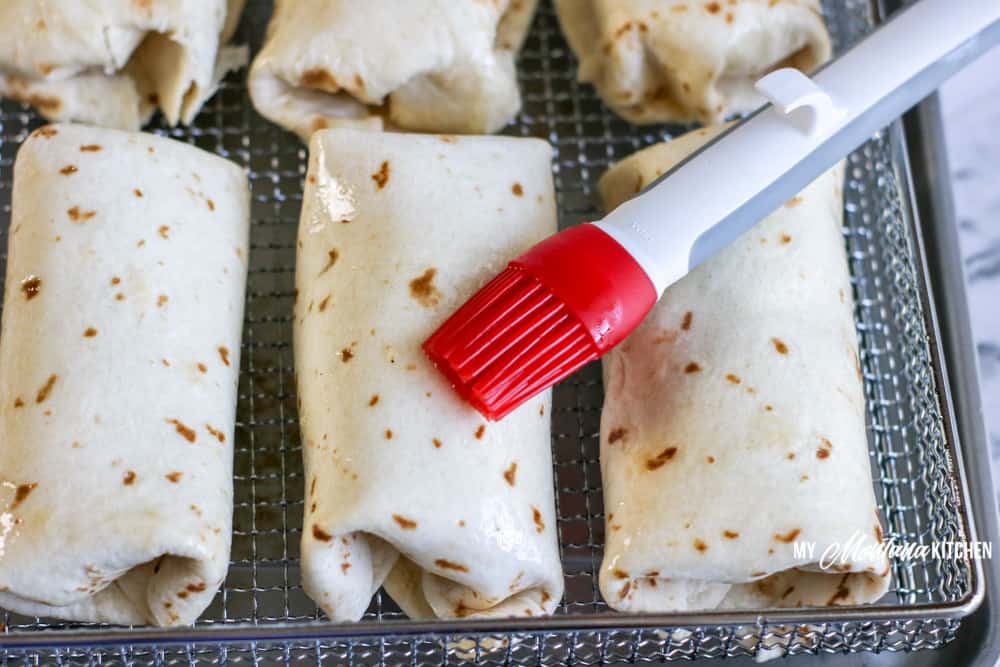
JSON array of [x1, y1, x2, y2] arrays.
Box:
[[595, 0, 1000, 295]]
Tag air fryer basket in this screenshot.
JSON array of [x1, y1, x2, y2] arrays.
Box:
[[0, 0, 980, 663]]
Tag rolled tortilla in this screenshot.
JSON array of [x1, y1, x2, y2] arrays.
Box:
[[249, 0, 537, 141], [597, 126, 890, 613], [0, 124, 249, 626], [296, 129, 563, 621], [0, 0, 247, 130], [554, 0, 831, 125]]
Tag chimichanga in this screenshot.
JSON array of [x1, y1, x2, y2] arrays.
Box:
[[296, 129, 563, 621], [0, 1, 247, 130], [249, 0, 537, 141], [554, 0, 831, 125], [597, 126, 890, 613], [0, 124, 249, 626]]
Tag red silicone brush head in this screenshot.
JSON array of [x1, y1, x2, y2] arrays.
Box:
[[423, 224, 657, 420]]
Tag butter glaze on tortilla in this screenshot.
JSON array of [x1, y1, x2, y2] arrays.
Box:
[[295, 129, 563, 621]]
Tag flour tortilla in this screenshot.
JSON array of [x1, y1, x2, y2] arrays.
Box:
[[295, 129, 563, 621], [597, 125, 890, 613], [249, 0, 537, 141], [554, 0, 831, 125], [0, 124, 249, 626], [0, 0, 247, 130]]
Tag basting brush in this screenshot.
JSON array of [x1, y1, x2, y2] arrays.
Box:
[[424, 0, 1000, 420]]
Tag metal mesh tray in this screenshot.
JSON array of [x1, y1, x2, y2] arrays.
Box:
[[0, 0, 982, 663]]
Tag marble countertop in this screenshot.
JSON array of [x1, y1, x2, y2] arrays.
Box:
[[940, 45, 1000, 505]]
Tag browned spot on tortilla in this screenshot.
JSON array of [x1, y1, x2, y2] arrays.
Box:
[[608, 427, 627, 444], [409, 268, 441, 307], [751, 571, 766, 577], [67, 206, 96, 222], [817, 437, 833, 459], [432, 438, 442, 448], [613, 21, 633, 39], [341, 562, 351, 574], [612, 568, 629, 579], [34, 126, 58, 138], [503, 462, 518, 486], [392, 514, 417, 530], [384, 429, 393, 439], [165, 472, 183, 483], [60, 165, 78, 175], [725, 11, 734, 22], [511, 182, 524, 196], [205, 425, 225, 443], [705, 1, 721, 13], [646, 447, 678, 470], [123, 470, 136, 485], [371, 161, 390, 189], [320, 249, 339, 275], [684, 362, 701, 373], [539, 404, 545, 416], [435, 558, 469, 572], [706, 455, 715, 463], [826, 574, 852, 605], [186, 582, 207, 593], [312, 524, 333, 541], [21, 276, 42, 300], [318, 295, 331, 312], [218, 346, 230, 367], [158, 225, 170, 239], [781, 585, 796, 599], [11, 483, 37, 509], [532, 506, 545, 533], [79, 144, 101, 152], [774, 528, 801, 543], [672, 4, 688, 11], [771, 338, 789, 354], [83, 328, 98, 338], [780, 233, 792, 244], [723, 530, 740, 539], [167, 419, 197, 443], [13, 397, 24, 408], [681, 311, 693, 330], [197, 362, 207, 373], [475, 424, 486, 439], [134, 188, 144, 198], [300, 68, 339, 92], [787, 452, 796, 460], [35, 374, 57, 403], [765, 404, 774, 412], [207, 199, 215, 211], [784, 195, 803, 208], [694, 539, 708, 552], [875, 523, 883, 541], [369, 394, 379, 407], [725, 373, 741, 384], [619, 581, 632, 599]]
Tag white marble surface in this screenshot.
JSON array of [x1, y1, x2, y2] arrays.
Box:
[[940, 45, 1000, 503]]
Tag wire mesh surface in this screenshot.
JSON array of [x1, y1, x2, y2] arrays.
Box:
[[0, 0, 975, 663]]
